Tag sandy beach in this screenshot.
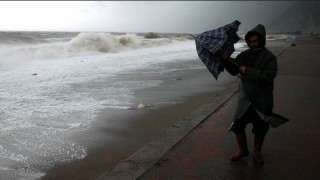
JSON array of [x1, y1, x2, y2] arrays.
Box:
[[37, 37, 295, 180]]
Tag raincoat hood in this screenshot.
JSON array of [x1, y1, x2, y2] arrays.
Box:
[[245, 24, 266, 48]]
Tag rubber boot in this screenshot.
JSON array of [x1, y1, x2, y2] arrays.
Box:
[[230, 131, 249, 161], [253, 135, 265, 165]]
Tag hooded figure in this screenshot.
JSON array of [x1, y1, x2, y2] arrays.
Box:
[[221, 24, 277, 164], [229, 24, 277, 121]]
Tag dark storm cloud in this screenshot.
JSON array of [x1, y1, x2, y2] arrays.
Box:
[[81, 1, 298, 33]]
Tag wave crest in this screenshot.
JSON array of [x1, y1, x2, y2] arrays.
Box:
[[66, 33, 119, 53], [66, 33, 141, 53], [0, 32, 190, 68], [118, 34, 138, 47]]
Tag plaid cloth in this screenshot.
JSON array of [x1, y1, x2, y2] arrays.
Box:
[[195, 20, 241, 79]]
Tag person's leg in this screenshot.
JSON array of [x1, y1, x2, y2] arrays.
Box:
[[253, 135, 266, 164], [230, 108, 251, 161], [230, 131, 249, 161], [252, 111, 270, 164]]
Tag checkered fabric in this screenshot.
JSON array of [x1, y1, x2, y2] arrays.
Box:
[[195, 20, 241, 79]]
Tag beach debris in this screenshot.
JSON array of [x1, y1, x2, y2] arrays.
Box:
[[82, 58, 87, 62], [127, 103, 152, 110], [32, 73, 37, 76], [138, 103, 146, 109], [137, 103, 152, 109], [176, 77, 182, 81]]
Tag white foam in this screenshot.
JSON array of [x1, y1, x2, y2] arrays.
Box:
[[266, 34, 288, 41], [66, 33, 120, 53], [234, 42, 247, 49]]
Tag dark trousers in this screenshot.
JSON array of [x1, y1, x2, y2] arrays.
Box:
[[231, 105, 270, 137]]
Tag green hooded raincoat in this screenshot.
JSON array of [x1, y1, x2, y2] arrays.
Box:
[[223, 24, 278, 128]]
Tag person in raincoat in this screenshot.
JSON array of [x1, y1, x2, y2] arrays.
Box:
[[221, 24, 277, 164]]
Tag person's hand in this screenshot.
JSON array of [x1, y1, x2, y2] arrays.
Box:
[[239, 66, 246, 74]]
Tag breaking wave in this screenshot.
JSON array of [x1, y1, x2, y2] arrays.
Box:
[[0, 32, 186, 67], [65, 32, 178, 53], [66, 33, 138, 53], [0, 32, 189, 68]]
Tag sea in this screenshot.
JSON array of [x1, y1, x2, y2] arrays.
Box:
[[0, 31, 254, 179]]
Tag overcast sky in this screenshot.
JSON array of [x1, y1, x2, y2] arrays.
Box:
[[0, 1, 297, 33]]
